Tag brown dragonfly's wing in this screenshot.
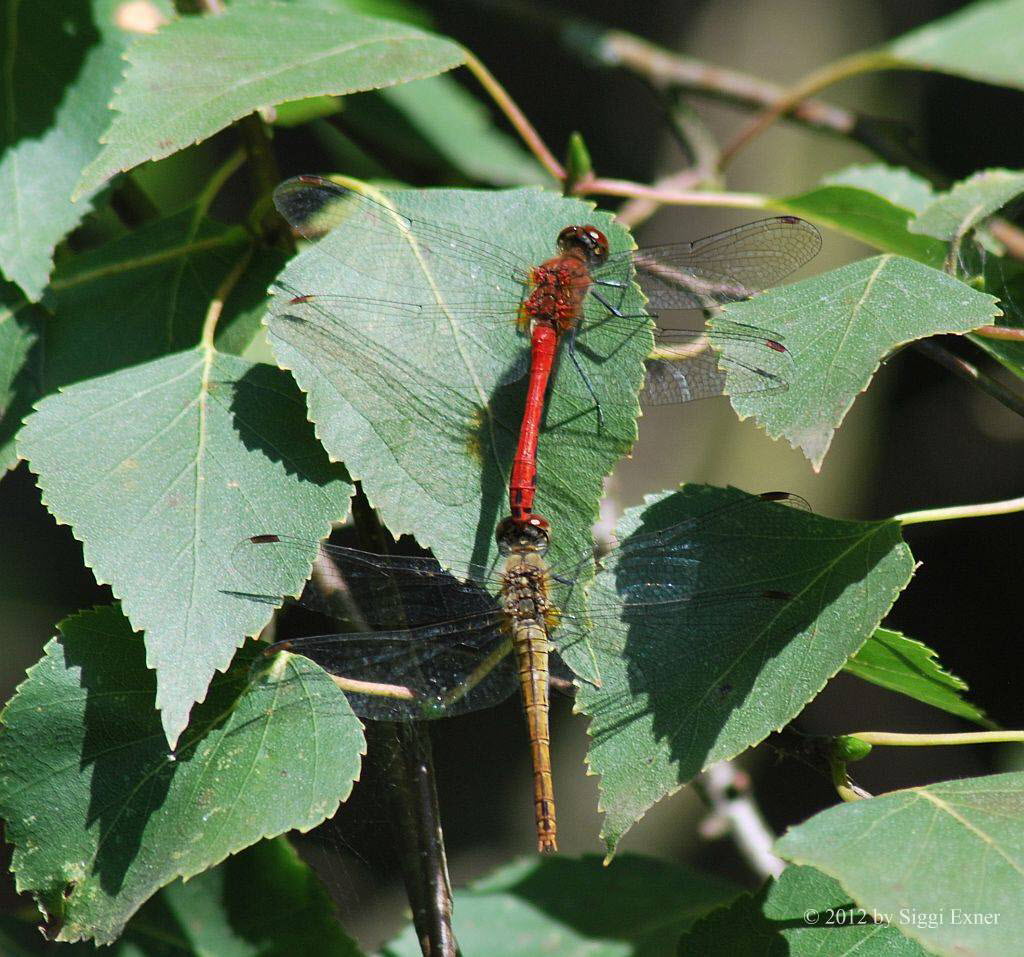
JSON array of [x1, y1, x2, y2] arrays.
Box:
[[268, 612, 518, 721], [233, 534, 504, 631], [547, 492, 806, 687], [604, 216, 821, 310], [234, 534, 518, 720]]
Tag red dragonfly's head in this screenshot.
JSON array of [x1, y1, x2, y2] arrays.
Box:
[[557, 225, 609, 268]]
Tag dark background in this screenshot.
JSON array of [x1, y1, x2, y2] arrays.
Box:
[[2, 0, 1022, 948]]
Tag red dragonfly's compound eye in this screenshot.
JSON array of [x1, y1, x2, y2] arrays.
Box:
[[556, 225, 609, 266]]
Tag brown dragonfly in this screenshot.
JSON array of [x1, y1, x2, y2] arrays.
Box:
[[235, 492, 800, 852]]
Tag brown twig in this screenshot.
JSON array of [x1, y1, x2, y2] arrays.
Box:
[[973, 325, 1024, 342], [601, 31, 856, 136], [718, 50, 903, 170], [693, 762, 784, 880], [572, 175, 767, 210]]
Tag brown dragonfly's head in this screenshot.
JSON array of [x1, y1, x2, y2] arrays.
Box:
[[496, 514, 550, 557], [557, 225, 609, 268]]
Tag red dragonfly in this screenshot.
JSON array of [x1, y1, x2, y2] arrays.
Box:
[[271, 176, 820, 517]]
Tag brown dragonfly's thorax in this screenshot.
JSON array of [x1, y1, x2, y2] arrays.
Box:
[[519, 255, 593, 334], [501, 552, 559, 630]]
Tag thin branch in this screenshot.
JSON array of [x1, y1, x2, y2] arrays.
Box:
[[464, 0, 873, 139], [989, 219, 1024, 260], [370, 722, 461, 957], [573, 176, 768, 210], [850, 730, 1024, 747], [896, 494, 1024, 526], [719, 50, 903, 170], [973, 325, 1024, 342], [614, 169, 713, 228], [600, 31, 857, 136], [194, 148, 246, 223], [462, 51, 564, 182], [913, 338, 1024, 420], [694, 762, 784, 879]]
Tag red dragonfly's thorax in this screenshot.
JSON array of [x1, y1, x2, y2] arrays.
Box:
[[519, 254, 593, 332]]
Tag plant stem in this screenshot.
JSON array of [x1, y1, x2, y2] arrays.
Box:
[[462, 51, 564, 182], [194, 148, 246, 222], [913, 338, 1024, 420], [463, 0, 878, 141], [718, 50, 903, 170], [575, 176, 768, 210], [974, 325, 1024, 342], [850, 730, 1024, 747], [895, 494, 1024, 526], [369, 722, 461, 957], [200, 245, 252, 348]]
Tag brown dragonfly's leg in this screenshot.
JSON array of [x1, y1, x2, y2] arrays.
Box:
[[513, 622, 557, 852]]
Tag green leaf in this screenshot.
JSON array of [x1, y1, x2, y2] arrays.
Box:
[[74, 4, 465, 198], [825, 164, 936, 213], [718, 256, 1001, 469], [0, 606, 364, 945], [382, 855, 739, 957], [771, 166, 946, 266], [129, 838, 363, 956], [843, 628, 990, 726], [267, 185, 648, 572], [971, 255, 1024, 382], [573, 486, 914, 854], [43, 209, 252, 388], [887, 0, 1024, 93], [0, 285, 44, 473], [678, 865, 930, 955], [910, 168, 1024, 240], [18, 349, 352, 746], [776, 771, 1024, 957], [347, 74, 548, 186], [0, 0, 174, 300]]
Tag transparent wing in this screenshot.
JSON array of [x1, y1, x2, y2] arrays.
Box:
[[269, 617, 518, 721], [271, 177, 537, 390], [548, 491, 806, 684], [233, 534, 516, 720], [597, 216, 821, 310], [233, 533, 504, 629], [274, 175, 534, 302], [232, 494, 808, 717], [641, 322, 791, 404]]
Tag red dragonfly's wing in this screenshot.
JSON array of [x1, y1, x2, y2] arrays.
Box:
[[600, 216, 822, 310], [273, 175, 532, 322]]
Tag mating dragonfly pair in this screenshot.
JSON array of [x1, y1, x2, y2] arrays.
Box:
[[243, 176, 820, 850]]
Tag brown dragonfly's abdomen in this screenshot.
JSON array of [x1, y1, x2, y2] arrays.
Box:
[[513, 620, 555, 851], [502, 551, 560, 852]]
